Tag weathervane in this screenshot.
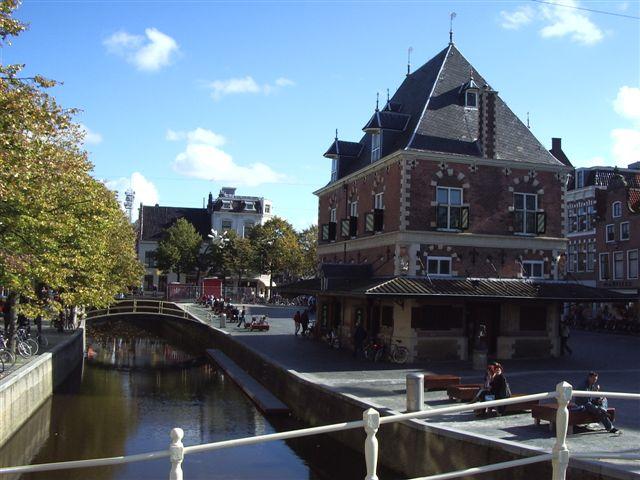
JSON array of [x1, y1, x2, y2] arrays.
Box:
[[449, 12, 457, 44]]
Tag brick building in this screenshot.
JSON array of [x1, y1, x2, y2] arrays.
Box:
[[284, 42, 628, 361]]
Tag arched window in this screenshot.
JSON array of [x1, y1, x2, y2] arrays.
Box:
[[612, 201, 622, 218]]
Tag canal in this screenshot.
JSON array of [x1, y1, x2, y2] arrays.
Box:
[[0, 320, 398, 479]]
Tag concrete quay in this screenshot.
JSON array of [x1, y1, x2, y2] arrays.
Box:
[[183, 303, 640, 480]]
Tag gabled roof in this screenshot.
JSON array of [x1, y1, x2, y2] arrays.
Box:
[[324, 44, 566, 184], [139, 205, 211, 242], [363, 110, 411, 132]]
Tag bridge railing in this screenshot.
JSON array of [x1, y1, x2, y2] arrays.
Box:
[[85, 300, 191, 320], [1, 383, 638, 479]]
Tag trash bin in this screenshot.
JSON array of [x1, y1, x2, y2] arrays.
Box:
[[406, 373, 424, 412], [220, 313, 226, 328]]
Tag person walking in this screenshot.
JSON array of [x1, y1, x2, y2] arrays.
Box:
[[560, 317, 572, 355], [300, 310, 309, 336], [353, 322, 367, 359], [238, 308, 246, 327], [293, 311, 301, 336], [573, 371, 621, 434]]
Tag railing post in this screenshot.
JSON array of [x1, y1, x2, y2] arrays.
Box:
[[552, 381, 572, 480], [363, 408, 380, 480], [169, 427, 184, 480], [133, 299, 137, 313]]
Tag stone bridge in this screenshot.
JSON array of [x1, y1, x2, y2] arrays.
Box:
[[85, 300, 194, 322]]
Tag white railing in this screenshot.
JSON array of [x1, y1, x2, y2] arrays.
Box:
[[86, 301, 192, 320], [1, 382, 638, 479]]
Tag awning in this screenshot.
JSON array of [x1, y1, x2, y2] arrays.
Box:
[[278, 277, 636, 302]]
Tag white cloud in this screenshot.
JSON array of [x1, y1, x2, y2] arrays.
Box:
[[170, 127, 285, 186], [500, 5, 535, 30], [611, 128, 640, 165], [207, 76, 295, 101], [613, 86, 640, 124], [104, 172, 160, 221], [79, 123, 103, 145], [103, 28, 179, 72], [499, 0, 604, 46], [165, 129, 184, 141]]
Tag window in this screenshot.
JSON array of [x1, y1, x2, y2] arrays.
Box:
[[577, 243, 586, 273], [613, 201, 622, 218], [371, 132, 382, 162], [381, 306, 394, 327], [606, 224, 615, 243], [628, 250, 638, 279], [222, 200, 232, 210], [426, 256, 451, 276], [465, 91, 477, 108], [264, 204, 271, 214], [243, 222, 255, 237], [374, 192, 384, 210], [221, 219, 233, 232], [514, 193, 539, 234], [599, 253, 610, 280], [587, 243, 596, 272], [349, 201, 358, 218], [244, 201, 255, 211], [621, 222, 630, 241], [576, 170, 585, 189], [331, 158, 338, 182], [522, 260, 543, 278], [144, 250, 157, 268], [411, 305, 463, 330], [614, 251, 624, 280], [437, 187, 466, 230], [567, 244, 577, 272], [330, 208, 336, 223], [520, 306, 547, 331]]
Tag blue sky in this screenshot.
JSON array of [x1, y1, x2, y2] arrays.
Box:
[[5, 0, 640, 229]]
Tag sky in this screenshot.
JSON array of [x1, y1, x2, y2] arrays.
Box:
[[4, 0, 640, 229]]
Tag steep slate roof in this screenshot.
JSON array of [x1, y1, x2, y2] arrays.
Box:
[[139, 205, 211, 242], [278, 277, 633, 302], [325, 44, 565, 183]]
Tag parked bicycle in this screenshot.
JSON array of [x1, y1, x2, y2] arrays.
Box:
[[365, 338, 409, 364]]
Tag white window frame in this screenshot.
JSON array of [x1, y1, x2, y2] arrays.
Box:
[[606, 224, 615, 243], [586, 243, 596, 272], [628, 249, 638, 280], [425, 256, 452, 277], [371, 132, 382, 162], [349, 200, 358, 218], [522, 260, 544, 279], [613, 251, 624, 280], [221, 219, 233, 232], [331, 158, 338, 182], [374, 192, 384, 210], [465, 91, 477, 108], [620, 221, 630, 241], [599, 253, 610, 281], [437, 186, 464, 230], [264, 204, 271, 214], [612, 201, 622, 218], [242, 222, 255, 238], [221, 200, 232, 210], [329, 208, 336, 223], [567, 244, 576, 273], [244, 201, 255, 211], [514, 192, 538, 235]]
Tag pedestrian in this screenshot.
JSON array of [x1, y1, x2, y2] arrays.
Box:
[[572, 371, 621, 434], [293, 311, 301, 336], [300, 310, 309, 336], [353, 322, 367, 358], [560, 317, 572, 356], [238, 308, 246, 327]]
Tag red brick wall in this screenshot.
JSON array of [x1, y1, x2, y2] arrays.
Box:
[[320, 244, 396, 276]]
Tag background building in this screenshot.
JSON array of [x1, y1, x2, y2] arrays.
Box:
[[209, 187, 273, 238]]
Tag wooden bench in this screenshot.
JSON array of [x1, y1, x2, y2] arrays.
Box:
[[532, 403, 616, 434], [447, 384, 483, 402], [424, 375, 461, 391], [474, 394, 540, 414]]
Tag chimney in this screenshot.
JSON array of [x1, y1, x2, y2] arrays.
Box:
[[478, 87, 497, 159], [552, 137, 562, 151], [549, 137, 573, 167]]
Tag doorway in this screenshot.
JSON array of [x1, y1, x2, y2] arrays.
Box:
[[469, 303, 501, 355]]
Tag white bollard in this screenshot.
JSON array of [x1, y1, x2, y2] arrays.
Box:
[[169, 427, 185, 480], [363, 408, 380, 480], [220, 313, 226, 328], [552, 381, 572, 480], [406, 373, 424, 412]]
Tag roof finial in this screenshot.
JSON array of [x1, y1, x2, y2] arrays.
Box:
[[386, 88, 390, 103], [526, 112, 530, 129], [407, 46, 413, 76], [335, 128, 339, 140], [375, 92, 379, 111], [449, 12, 457, 45]]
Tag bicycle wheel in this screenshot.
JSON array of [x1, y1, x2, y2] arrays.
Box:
[[17, 341, 33, 358], [392, 346, 409, 364], [374, 347, 385, 363], [0, 349, 16, 366], [0, 356, 4, 373], [26, 338, 39, 355]]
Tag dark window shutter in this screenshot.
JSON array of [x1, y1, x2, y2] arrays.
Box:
[[461, 206, 470, 230], [536, 211, 546, 234], [328, 222, 336, 241], [349, 216, 358, 237], [374, 209, 384, 232], [341, 219, 350, 238], [365, 213, 374, 233]]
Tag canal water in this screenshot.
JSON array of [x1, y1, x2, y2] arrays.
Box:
[[0, 321, 395, 480]]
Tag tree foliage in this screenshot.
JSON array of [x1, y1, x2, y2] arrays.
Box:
[[0, 0, 143, 327], [221, 230, 256, 285], [155, 218, 203, 283], [298, 225, 318, 278], [249, 217, 303, 284]]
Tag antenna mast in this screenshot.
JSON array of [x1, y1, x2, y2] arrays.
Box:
[[124, 189, 135, 223]]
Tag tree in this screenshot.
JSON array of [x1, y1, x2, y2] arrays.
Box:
[[221, 230, 256, 288], [155, 218, 203, 283], [298, 225, 318, 278], [0, 0, 143, 348]]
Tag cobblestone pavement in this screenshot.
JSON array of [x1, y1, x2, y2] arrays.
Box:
[[185, 303, 640, 475]]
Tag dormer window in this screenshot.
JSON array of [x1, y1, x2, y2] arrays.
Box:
[[371, 132, 382, 162], [222, 200, 232, 210], [465, 91, 477, 108], [331, 158, 338, 182], [245, 201, 255, 211]]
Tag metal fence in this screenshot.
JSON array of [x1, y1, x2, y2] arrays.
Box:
[[0, 384, 638, 479]]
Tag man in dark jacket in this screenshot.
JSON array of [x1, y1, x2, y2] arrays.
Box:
[[574, 372, 620, 434], [353, 322, 367, 359]]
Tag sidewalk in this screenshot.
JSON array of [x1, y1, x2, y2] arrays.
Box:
[[185, 303, 640, 475]]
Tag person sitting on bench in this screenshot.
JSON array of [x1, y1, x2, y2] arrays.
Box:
[[474, 362, 511, 416], [572, 371, 621, 434]]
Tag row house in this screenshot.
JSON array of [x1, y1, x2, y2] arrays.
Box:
[[285, 42, 628, 361], [566, 166, 640, 295]]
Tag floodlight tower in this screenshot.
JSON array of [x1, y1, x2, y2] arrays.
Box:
[[124, 189, 135, 223]]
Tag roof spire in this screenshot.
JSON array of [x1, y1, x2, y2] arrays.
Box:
[[407, 46, 413, 76], [449, 12, 457, 45], [335, 128, 339, 140], [526, 112, 530, 129], [386, 88, 390, 103], [375, 92, 379, 111]]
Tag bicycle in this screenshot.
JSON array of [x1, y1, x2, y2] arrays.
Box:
[[388, 339, 409, 364], [0, 334, 17, 367], [17, 327, 38, 355]]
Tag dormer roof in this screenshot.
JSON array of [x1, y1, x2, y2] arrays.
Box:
[[363, 110, 411, 132], [323, 139, 363, 159]]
